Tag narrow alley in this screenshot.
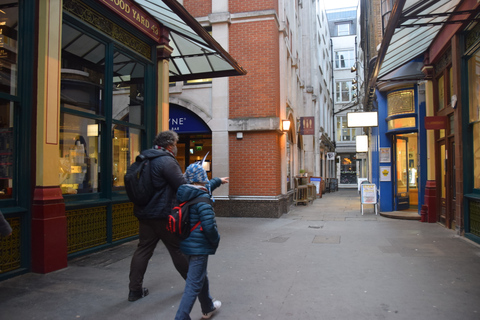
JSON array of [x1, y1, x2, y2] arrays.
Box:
[[1, 189, 480, 320]]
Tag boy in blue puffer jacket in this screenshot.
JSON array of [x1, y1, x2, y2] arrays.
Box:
[[174, 161, 228, 320]]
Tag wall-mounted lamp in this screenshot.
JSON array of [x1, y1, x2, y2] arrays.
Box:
[[352, 93, 358, 99], [351, 66, 356, 73], [351, 85, 357, 91], [352, 78, 357, 84], [282, 120, 291, 132]]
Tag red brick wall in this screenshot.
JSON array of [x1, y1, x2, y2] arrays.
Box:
[[183, 0, 278, 18], [183, 0, 211, 17], [181, 0, 283, 198], [229, 20, 280, 118], [229, 132, 281, 196], [230, 0, 277, 14]]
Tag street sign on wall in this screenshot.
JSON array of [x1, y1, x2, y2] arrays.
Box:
[[299, 117, 314, 135]]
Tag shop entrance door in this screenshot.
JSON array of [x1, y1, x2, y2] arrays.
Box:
[[395, 136, 409, 210], [177, 134, 212, 179], [447, 139, 456, 228], [394, 133, 418, 210], [438, 138, 456, 228]]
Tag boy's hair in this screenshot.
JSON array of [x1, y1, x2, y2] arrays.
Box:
[[153, 130, 178, 148]]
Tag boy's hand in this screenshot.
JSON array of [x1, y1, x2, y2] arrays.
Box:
[[220, 177, 229, 184]]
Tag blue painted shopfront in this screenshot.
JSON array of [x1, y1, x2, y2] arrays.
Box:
[[371, 79, 427, 214]]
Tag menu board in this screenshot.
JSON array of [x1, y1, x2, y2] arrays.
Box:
[[361, 184, 377, 204]]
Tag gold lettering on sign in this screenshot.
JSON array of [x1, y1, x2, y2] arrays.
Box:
[[131, 9, 150, 28], [99, 0, 160, 42], [109, 0, 131, 13]]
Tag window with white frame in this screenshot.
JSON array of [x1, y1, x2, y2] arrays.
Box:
[[337, 23, 350, 36], [335, 80, 353, 102], [335, 50, 355, 69], [336, 116, 359, 142]]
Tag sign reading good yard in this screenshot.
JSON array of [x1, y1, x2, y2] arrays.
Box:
[[99, 0, 161, 42]]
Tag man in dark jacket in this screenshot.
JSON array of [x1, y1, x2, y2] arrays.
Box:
[[128, 130, 188, 302]]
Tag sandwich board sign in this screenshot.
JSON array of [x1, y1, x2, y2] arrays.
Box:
[[360, 183, 377, 215]]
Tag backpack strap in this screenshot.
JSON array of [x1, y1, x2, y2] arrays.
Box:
[[186, 197, 213, 232], [191, 221, 202, 232], [186, 197, 212, 206], [135, 153, 163, 162]]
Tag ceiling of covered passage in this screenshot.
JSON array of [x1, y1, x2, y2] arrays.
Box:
[[378, 0, 462, 80], [135, 0, 247, 82]]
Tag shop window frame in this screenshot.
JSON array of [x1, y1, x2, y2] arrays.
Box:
[[0, 0, 36, 279], [0, 2, 34, 209], [60, 16, 156, 203], [385, 87, 418, 135], [464, 47, 480, 197]]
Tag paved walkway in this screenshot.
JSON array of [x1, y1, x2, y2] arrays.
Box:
[[1, 189, 480, 320]]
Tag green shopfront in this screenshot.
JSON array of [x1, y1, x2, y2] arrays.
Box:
[[0, 0, 245, 280], [464, 23, 480, 241]]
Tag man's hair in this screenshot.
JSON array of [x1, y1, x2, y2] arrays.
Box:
[[153, 130, 179, 148]]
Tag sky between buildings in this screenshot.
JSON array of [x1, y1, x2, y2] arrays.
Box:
[[324, 0, 359, 10]]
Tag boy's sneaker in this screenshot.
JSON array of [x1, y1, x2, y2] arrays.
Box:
[[202, 300, 221, 319]]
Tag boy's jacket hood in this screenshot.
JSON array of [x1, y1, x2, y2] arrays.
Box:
[[177, 184, 209, 203]]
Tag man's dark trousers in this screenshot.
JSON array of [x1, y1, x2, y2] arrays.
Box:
[[129, 219, 189, 292]]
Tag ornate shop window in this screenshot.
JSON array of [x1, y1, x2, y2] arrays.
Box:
[[434, 48, 452, 112], [60, 25, 105, 194], [0, 99, 14, 199], [468, 49, 480, 189], [0, 2, 18, 199], [60, 23, 146, 195], [386, 90, 416, 131], [112, 51, 144, 189], [0, 6, 17, 95], [387, 90, 414, 116]]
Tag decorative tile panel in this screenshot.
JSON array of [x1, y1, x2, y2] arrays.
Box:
[[112, 202, 138, 241], [0, 217, 21, 273], [470, 200, 480, 237], [66, 206, 107, 254]]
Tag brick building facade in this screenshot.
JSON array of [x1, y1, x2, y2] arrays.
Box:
[[171, 0, 335, 217]]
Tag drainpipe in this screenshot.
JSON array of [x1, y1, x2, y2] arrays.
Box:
[[331, 38, 336, 179]]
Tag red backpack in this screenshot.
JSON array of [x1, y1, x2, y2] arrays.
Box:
[[167, 197, 213, 240]]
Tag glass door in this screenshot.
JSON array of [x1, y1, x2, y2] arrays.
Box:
[[395, 133, 419, 210], [395, 136, 409, 210]]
